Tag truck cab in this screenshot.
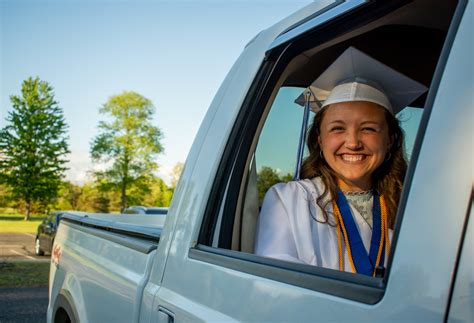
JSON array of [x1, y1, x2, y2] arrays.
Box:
[[49, 1, 472, 322]]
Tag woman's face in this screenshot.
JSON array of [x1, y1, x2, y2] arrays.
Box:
[[318, 101, 392, 191]]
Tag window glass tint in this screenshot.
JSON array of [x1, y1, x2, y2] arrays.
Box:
[[397, 107, 423, 159], [254, 86, 312, 202]]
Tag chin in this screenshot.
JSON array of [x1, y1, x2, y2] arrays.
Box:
[[337, 175, 373, 190]]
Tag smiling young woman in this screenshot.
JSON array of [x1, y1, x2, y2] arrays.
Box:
[[255, 47, 426, 276]]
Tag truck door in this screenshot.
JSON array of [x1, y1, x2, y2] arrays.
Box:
[[447, 197, 473, 323], [153, 0, 471, 321]]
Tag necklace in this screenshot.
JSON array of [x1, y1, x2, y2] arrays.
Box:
[[342, 190, 372, 195], [345, 192, 374, 229]]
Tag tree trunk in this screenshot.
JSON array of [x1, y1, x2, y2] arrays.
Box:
[[25, 200, 31, 221], [120, 180, 127, 213]]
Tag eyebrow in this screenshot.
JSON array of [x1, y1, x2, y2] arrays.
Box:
[[326, 120, 382, 125], [360, 121, 381, 125], [328, 119, 379, 124]]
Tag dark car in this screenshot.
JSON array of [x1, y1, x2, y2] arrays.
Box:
[[122, 206, 168, 215], [35, 211, 63, 256]]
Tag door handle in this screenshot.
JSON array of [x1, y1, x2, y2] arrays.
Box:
[[158, 307, 174, 323]]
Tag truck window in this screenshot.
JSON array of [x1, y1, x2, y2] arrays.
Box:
[[196, 0, 459, 301], [236, 87, 423, 254], [253, 89, 422, 206]]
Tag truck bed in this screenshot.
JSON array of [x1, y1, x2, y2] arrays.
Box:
[[48, 212, 163, 322]]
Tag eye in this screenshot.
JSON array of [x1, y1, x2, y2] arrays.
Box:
[[362, 127, 377, 133], [329, 126, 344, 132]]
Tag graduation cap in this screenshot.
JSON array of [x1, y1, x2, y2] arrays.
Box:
[[295, 46, 428, 115], [292, 47, 428, 180]]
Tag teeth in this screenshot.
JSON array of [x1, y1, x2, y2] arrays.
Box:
[[341, 155, 364, 162]]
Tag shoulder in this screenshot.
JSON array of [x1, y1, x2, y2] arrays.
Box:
[[265, 177, 325, 202]]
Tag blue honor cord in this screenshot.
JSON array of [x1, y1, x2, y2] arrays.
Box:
[[335, 190, 384, 276]]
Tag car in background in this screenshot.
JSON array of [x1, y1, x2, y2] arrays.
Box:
[[122, 206, 168, 215], [35, 212, 63, 256]]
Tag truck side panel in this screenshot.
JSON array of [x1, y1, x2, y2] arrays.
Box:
[[48, 220, 158, 323], [448, 199, 473, 323]]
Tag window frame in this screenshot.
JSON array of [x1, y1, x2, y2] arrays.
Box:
[[384, 0, 468, 282], [192, 0, 466, 304]]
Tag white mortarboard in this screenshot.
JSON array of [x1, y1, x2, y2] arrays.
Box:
[[295, 46, 428, 115]]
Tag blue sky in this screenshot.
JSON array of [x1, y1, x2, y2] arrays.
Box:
[[0, 0, 312, 184]]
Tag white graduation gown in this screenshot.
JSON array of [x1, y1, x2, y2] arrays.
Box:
[[254, 177, 390, 273]]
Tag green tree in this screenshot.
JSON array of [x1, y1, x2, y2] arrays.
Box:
[[53, 181, 82, 210], [142, 176, 173, 207], [90, 91, 163, 212], [0, 184, 13, 209], [257, 166, 281, 203], [257, 166, 293, 203], [92, 195, 110, 213], [75, 182, 99, 212], [0, 77, 69, 220]]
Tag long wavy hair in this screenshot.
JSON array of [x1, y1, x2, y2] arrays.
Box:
[[300, 105, 407, 228]]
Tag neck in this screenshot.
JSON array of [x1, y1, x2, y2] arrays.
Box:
[[337, 178, 372, 192]]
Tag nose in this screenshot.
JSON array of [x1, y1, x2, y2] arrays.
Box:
[[345, 129, 362, 150]]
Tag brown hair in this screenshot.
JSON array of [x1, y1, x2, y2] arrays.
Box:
[[300, 105, 407, 228]]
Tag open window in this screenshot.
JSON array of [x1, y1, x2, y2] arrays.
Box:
[[195, 0, 461, 302]]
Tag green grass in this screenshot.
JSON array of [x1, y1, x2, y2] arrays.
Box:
[[0, 213, 45, 233], [0, 207, 19, 215], [0, 261, 50, 287]]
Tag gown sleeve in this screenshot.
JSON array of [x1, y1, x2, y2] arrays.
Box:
[[254, 183, 304, 264]]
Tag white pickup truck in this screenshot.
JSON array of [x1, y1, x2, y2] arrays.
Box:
[[48, 1, 473, 322]]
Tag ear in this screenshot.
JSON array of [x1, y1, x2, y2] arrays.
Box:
[[318, 135, 322, 147]]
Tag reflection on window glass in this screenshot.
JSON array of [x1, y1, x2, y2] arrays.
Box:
[[255, 87, 309, 202], [397, 107, 423, 159]]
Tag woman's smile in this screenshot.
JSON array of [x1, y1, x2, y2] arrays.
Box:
[[339, 154, 367, 162]]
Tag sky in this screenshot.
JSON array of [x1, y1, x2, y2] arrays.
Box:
[[0, 0, 313, 185]]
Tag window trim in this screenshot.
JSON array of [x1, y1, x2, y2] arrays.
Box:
[[268, 0, 366, 51], [198, 56, 282, 247], [382, 0, 468, 285], [197, 0, 466, 304], [189, 245, 385, 304]]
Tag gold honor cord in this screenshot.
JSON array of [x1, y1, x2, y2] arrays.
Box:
[[332, 195, 389, 276], [380, 196, 390, 259]]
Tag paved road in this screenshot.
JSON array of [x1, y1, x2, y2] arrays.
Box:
[[0, 233, 49, 262], [0, 234, 50, 322], [0, 287, 48, 323]]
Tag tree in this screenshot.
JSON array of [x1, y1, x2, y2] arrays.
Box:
[[74, 182, 103, 212], [257, 166, 293, 203], [92, 195, 111, 213], [141, 176, 173, 207], [53, 181, 83, 210], [0, 77, 69, 220], [90, 91, 163, 212], [257, 166, 281, 203], [0, 184, 13, 209]]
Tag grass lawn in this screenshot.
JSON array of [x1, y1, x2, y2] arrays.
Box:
[[0, 261, 50, 287], [0, 214, 45, 234]]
